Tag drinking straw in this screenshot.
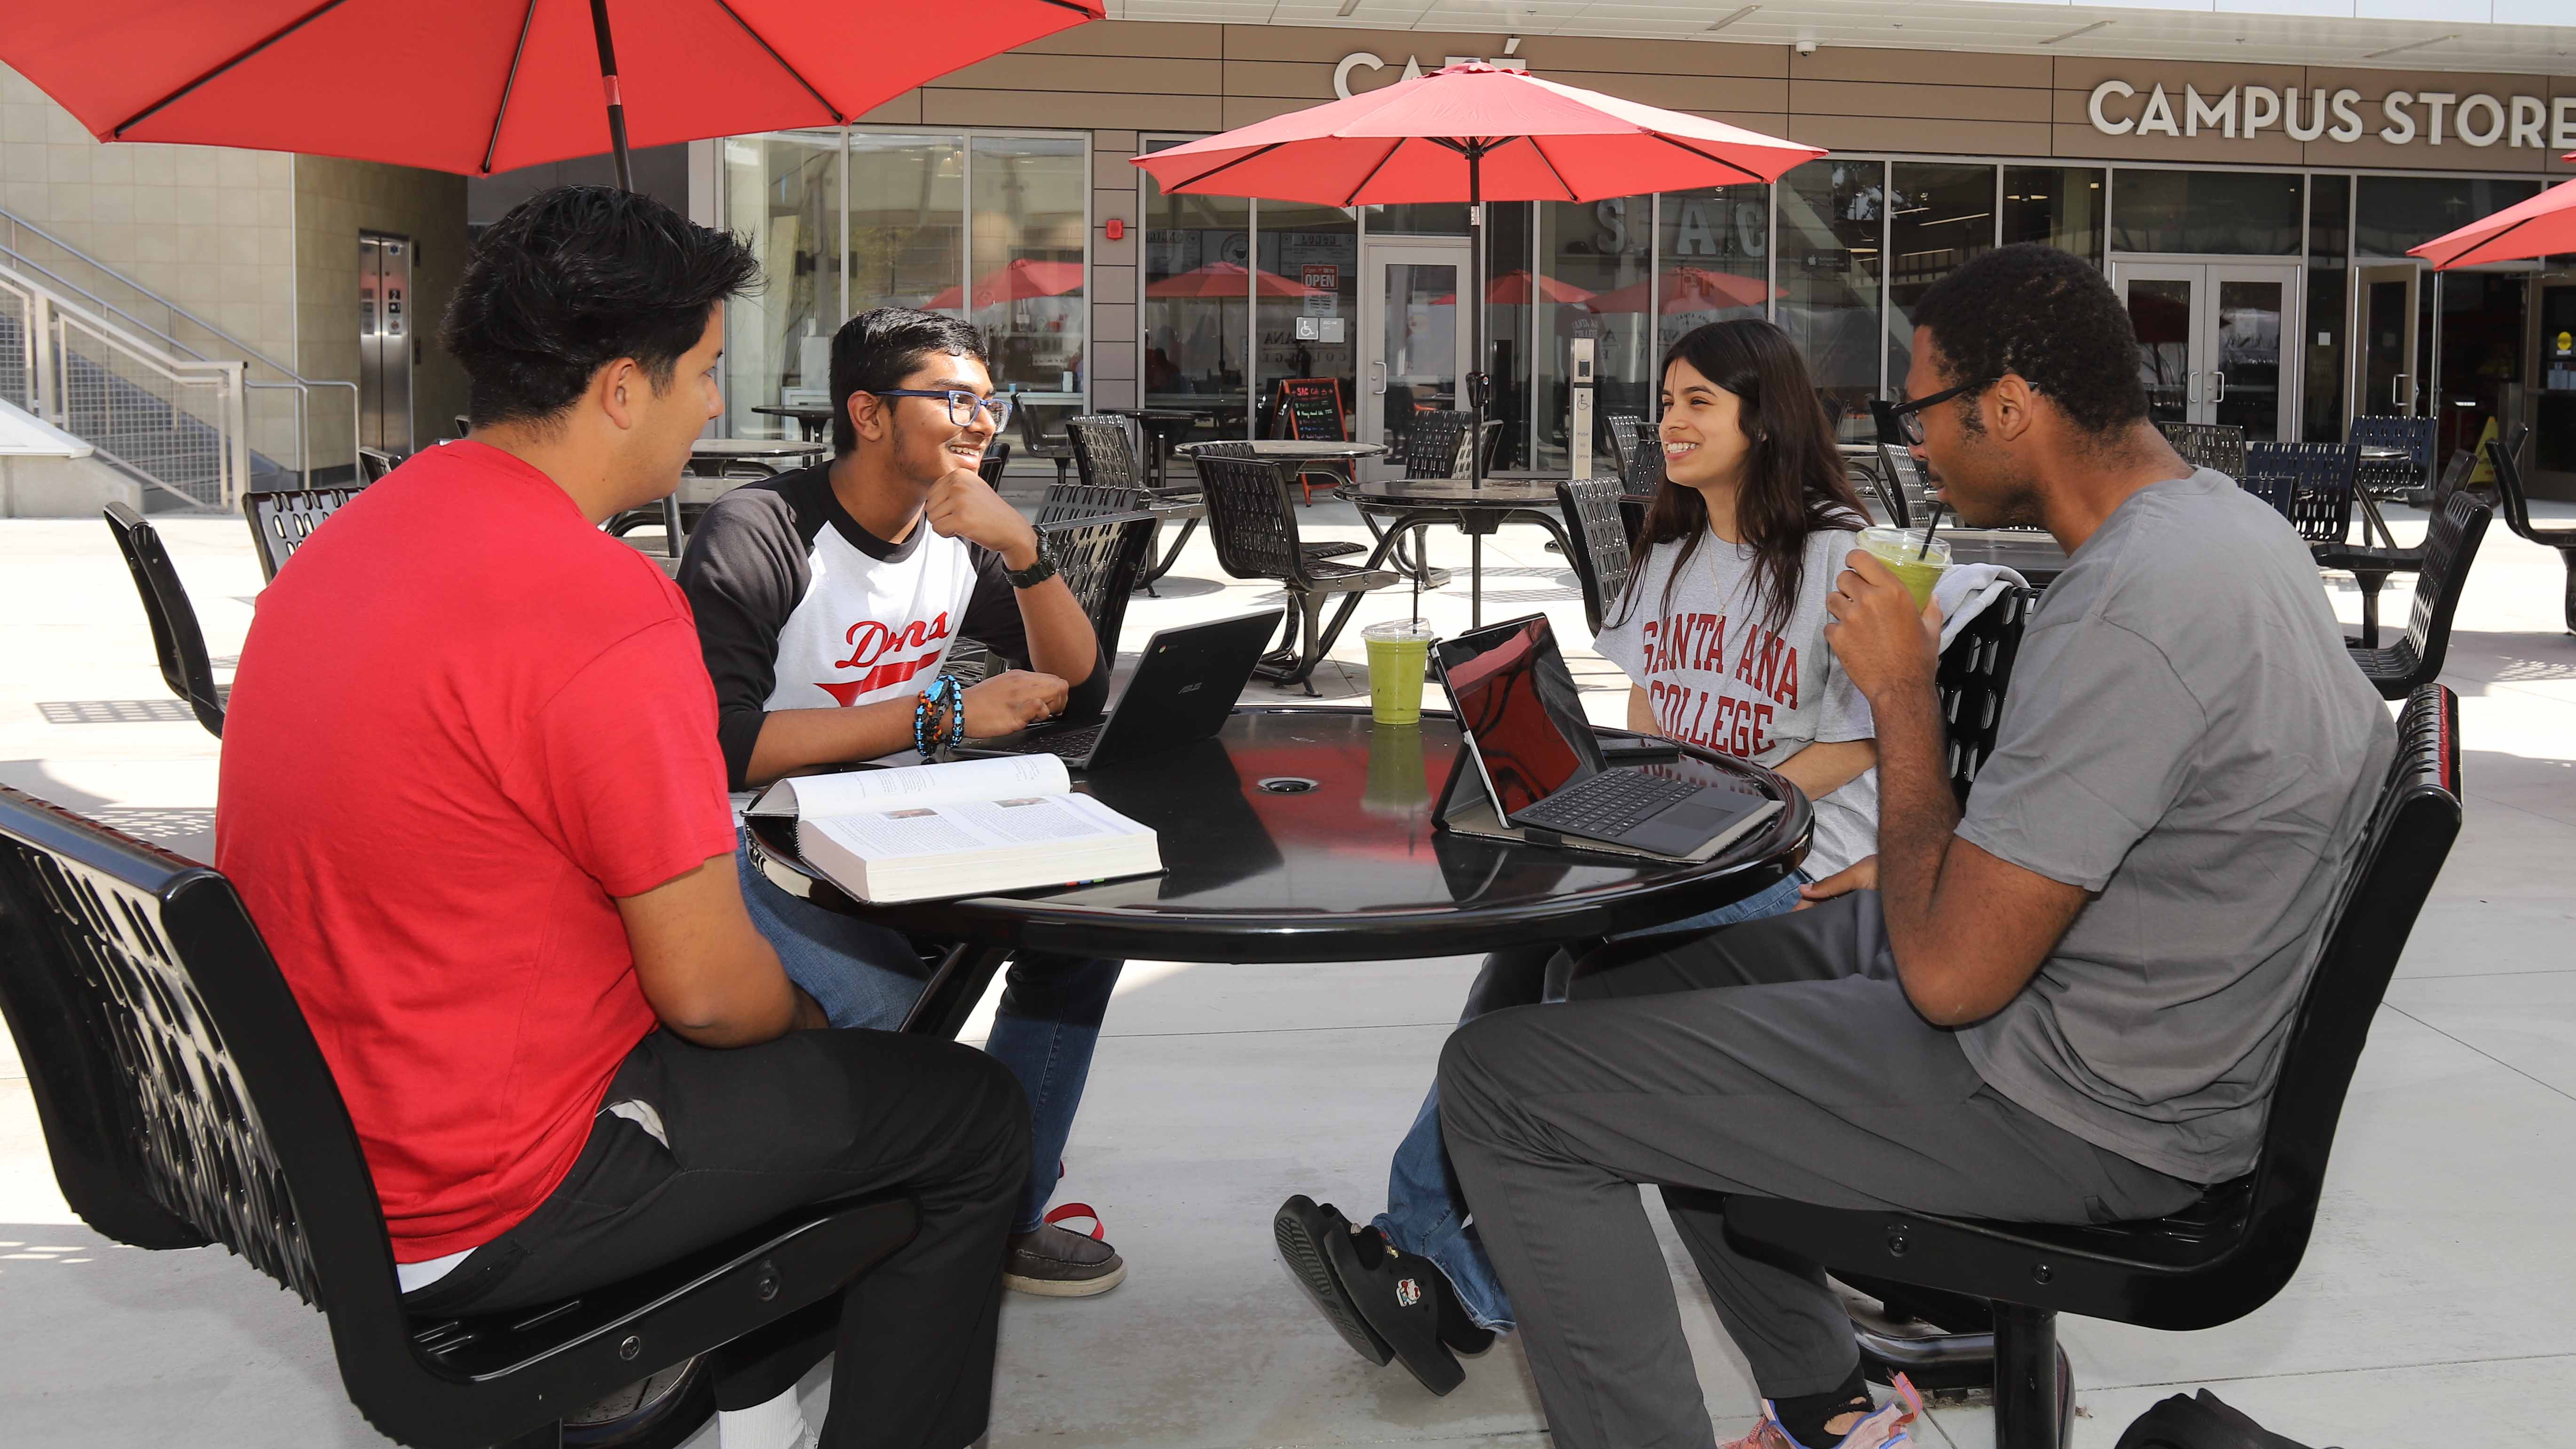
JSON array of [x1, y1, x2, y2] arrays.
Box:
[[1915, 501, 1948, 559]]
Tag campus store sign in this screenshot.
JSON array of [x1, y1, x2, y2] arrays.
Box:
[[2089, 80, 2576, 152]]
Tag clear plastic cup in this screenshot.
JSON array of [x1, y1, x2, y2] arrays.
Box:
[[1363, 620, 1436, 726], [1859, 526, 1952, 613]]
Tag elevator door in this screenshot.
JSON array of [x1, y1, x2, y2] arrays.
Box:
[[359, 232, 415, 454]]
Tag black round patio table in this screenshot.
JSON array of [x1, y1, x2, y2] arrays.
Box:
[[746, 705, 1811, 1039], [1347, 476, 1580, 629]]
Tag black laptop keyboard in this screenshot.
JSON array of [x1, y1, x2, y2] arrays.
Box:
[[1021, 724, 1106, 760], [1513, 769, 1699, 839]]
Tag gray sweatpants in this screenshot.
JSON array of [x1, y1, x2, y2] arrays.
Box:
[[1437, 892, 2198, 1449]]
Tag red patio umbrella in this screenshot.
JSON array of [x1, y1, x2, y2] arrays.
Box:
[[1583, 266, 1772, 315], [1134, 62, 1821, 502], [923, 258, 1087, 312], [2408, 160, 2576, 268], [1434, 270, 1597, 306], [2, 0, 1102, 184], [1146, 261, 1320, 299]]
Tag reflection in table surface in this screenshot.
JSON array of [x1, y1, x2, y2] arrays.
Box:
[[751, 708, 1805, 961]]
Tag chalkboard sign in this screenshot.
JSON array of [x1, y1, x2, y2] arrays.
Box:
[[1272, 378, 1348, 442]]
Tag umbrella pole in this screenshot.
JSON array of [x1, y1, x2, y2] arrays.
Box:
[[1467, 145, 1486, 495], [589, 0, 635, 190]]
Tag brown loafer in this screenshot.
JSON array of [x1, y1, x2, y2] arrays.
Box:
[[1004, 1214, 1127, 1298]]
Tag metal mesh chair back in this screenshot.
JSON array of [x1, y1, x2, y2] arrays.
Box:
[[1555, 479, 1639, 637], [2243, 441, 2358, 543], [101, 504, 225, 738], [1035, 509, 1157, 655], [1605, 413, 1664, 493], [976, 441, 1012, 488], [1936, 585, 2040, 803], [2487, 425, 2573, 547], [2348, 415, 2433, 498], [2348, 491, 2492, 700], [356, 447, 397, 484], [1195, 452, 1309, 584], [1068, 415, 1143, 490], [1037, 478, 1148, 525], [1865, 444, 1918, 530], [2159, 421, 2248, 479], [241, 487, 356, 583], [0, 788, 357, 1308], [1402, 411, 1475, 480]]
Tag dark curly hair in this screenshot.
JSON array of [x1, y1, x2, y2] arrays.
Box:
[[829, 308, 993, 455], [441, 186, 759, 429], [1909, 243, 2147, 439]]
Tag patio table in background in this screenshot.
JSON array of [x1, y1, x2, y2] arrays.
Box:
[[745, 705, 1811, 1039], [1349, 476, 1578, 628], [751, 404, 835, 444]]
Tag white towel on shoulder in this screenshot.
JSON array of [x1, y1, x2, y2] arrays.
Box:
[[1933, 562, 2032, 650]]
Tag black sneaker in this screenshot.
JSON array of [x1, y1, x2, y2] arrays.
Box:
[[1273, 1196, 1466, 1395]]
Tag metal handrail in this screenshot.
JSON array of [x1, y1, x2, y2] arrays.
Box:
[[0, 208, 359, 485], [2, 265, 249, 506]]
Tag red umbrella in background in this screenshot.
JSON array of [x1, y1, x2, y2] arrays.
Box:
[[1134, 62, 1821, 508], [1146, 260, 1321, 299], [1583, 266, 1772, 315], [1435, 270, 1597, 306], [2409, 160, 2576, 268], [3, 0, 1102, 184], [924, 258, 1087, 312]]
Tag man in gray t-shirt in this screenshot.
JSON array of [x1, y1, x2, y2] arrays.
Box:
[[1433, 246, 2395, 1449]]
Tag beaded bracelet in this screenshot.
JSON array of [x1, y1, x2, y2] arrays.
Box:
[[941, 673, 965, 751], [913, 674, 965, 760]]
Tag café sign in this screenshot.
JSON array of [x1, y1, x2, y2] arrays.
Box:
[[2089, 80, 2576, 150], [1336, 39, 1525, 99]]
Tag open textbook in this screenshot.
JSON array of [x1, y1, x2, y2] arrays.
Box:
[[747, 755, 1163, 904]]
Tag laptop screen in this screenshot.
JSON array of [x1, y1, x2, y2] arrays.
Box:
[[1434, 615, 1605, 816]]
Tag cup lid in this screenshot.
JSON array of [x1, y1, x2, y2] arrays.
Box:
[[1363, 620, 1439, 641]]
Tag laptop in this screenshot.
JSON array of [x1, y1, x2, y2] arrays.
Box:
[[1431, 614, 1765, 856], [972, 609, 1284, 770]]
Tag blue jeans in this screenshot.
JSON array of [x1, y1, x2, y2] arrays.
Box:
[[736, 835, 1121, 1234], [1373, 869, 1811, 1332]]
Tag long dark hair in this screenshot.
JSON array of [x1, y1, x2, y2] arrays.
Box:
[[1608, 320, 1867, 635]]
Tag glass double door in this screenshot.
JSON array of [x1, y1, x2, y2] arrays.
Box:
[[2112, 258, 2299, 443], [1359, 240, 1473, 475]]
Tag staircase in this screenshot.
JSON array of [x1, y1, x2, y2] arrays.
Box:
[[0, 209, 355, 511]]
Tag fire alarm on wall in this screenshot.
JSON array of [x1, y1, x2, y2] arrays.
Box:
[[1105, 218, 1125, 240]]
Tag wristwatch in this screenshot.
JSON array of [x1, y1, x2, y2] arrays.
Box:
[[1003, 536, 1057, 590]]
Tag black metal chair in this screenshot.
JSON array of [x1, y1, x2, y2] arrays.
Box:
[[2157, 421, 2248, 480], [1033, 507, 1158, 660], [452, 414, 471, 441], [1400, 410, 1476, 480], [358, 447, 398, 484], [2312, 449, 2474, 648], [1194, 451, 1399, 693], [1867, 444, 1918, 530], [975, 440, 1012, 488], [1935, 584, 2041, 803], [242, 487, 359, 583], [1715, 682, 2462, 1449], [0, 785, 923, 1449], [1012, 403, 1077, 489], [101, 503, 226, 739], [1186, 441, 1362, 565], [2241, 441, 2360, 544], [2486, 425, 2576, 635], [2346, 490, 2492, 701], [2348, 415, 2434, 501], [1069, 414, 1204, 592], [1555, 479, 1639, 637]]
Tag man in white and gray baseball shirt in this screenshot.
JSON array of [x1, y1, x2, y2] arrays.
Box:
[[1437, 246, 2396, 1449]]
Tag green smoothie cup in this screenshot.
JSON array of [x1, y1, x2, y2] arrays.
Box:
[[1859, 526, 1952, 613], [1363, 620, 1435, 726]]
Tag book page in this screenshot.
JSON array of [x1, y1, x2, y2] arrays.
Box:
[[749, 754, 1072, 819], [946, 793, 1151, 845], [807, 791, 1152, 863]]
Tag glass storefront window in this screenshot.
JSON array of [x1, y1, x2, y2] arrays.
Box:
[[1481, 202, 1535, 470], [2355, 175, 2543, 259], [970, 135, 1086, 401], [1777, 159, 1883, 441], [721, 131, 841, 440], [1252, 199, 1358, 439], [1531, 197, 1654, 472], [2303, 173, 2349, 442], [1887, 163, 1998, 398], [2001, 165, 2103, 264], [1655, 183, 1771, 357], [847, 134, 964, 320], [1140, 138, 1249, 433], [2111, 170, 2303, 255]]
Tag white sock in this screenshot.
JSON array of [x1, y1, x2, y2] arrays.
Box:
[[717, 1386, 811, 1449]]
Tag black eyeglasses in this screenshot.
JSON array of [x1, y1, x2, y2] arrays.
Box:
[[1884, 378, 1991, 445], [868, 388, 1014, 429]]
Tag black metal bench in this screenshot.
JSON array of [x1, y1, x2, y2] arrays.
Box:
[[1717, 683, 2462, 1449], [0, 787, 921, 1448]]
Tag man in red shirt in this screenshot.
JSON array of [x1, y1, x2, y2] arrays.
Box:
[[216, 187, 1028, 1449]]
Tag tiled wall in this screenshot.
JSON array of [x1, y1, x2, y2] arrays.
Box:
[[293, 158, 470, 469]]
